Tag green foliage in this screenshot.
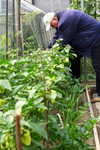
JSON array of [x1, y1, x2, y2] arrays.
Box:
[[0, 10, 41, 61], [0, 42, 99, 149], [22, 10, 42, 23], [0, 32, 12, 59], [22, 11, 42, 51], [23, 35, 38, 53], [68, 0, 97, 18], [0, 33, 11, 47]]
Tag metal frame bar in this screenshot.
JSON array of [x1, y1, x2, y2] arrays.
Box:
[[13, 0, 15, 49], [81, 0, 87, 81], [6, 0, 8, 59]]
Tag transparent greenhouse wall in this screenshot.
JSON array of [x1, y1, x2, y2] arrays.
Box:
[[0, 0, 53, 59], [0, 16, 6, 40], [22, 12, 53, 51], [0, 0, 14, 59], [81, 57, 96, 81], [0, 14, 13, 59]]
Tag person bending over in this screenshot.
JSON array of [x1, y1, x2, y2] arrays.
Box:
[[43, 10, 100, 102]]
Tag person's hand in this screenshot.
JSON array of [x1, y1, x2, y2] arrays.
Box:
[[45, 48, 49, 52], [45, 48, 49, 53]]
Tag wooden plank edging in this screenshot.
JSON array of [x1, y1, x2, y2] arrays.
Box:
[[86, 87, 100, 150]]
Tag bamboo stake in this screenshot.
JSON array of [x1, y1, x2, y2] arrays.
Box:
[[88, 88, 91, 99], [39, 49, 49, 150], [15, 108, 22, 150]]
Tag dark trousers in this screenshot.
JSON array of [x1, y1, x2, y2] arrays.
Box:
[[91, 37, 100, 96], [69, 50, 83, 79]]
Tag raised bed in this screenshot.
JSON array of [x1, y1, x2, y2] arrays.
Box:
[[85, 85, 100, 150]]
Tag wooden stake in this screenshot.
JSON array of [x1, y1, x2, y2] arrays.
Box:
[[15, 108, 22, 150], [39, 49, 49, 149], [88, 88, 91, 99]]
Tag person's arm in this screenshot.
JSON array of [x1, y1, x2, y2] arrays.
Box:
[[45, 48, 49, 52], [58, 17, 78, 47]]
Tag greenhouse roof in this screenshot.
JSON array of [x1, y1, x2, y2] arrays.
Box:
[[0, 0, 44, 15], [21, 0, 45, 14]]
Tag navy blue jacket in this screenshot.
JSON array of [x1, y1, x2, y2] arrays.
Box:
[[48, 10, 100, 58]]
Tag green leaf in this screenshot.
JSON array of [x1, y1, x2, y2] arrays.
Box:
[[48, 115, 57, 122], [5, 115, 14, 126], [45, 73, 57, 77], [57, 113, 64, 128], [32, 139, 44, 148], [0, 105, 8, 110], [33, 97, 44, 105], [0, 80, 12, 90], [13, 95, 26, 101], [90, 7, 96, 14], [20, 120, 48, 140], [22, 145, 38, 150], [0, 132, 5, 144], [15, 100, 27, 109], [46, 93, 57, 100], [0, 118, 7, 124], [11, 85, 24, 95], [54, 71, 65, 77], [0, 112, 3, 117], [21, 72, 29, 77], [16, 60, 30, 65], [9, 60, 17, 65], [30, 110, 44, 119], [53, 86, 66, 96], [0, 59, 9, 65], [34, 104, 47, 110], [8, 110, 15, 117], [8, 72, 16, 79]]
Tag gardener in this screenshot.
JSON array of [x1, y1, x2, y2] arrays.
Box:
[[43, 9, 100, 103]]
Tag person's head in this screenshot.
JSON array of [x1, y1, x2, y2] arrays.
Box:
[[43, 12, 58, 31]]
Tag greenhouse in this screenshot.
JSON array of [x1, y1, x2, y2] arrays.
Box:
[[0, 0, 52, 58], [0, 0, 100, 150]]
